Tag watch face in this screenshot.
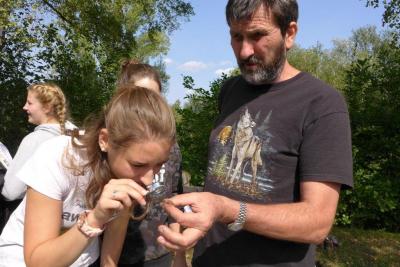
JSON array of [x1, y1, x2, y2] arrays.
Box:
[[228, 222, 243, 231]]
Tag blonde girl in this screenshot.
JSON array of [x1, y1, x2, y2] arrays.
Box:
[[1, 83, 73, 201], [0, 86, 176, 267], [101, 59, 186, 267]]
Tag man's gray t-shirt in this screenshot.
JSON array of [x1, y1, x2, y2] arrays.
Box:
[[193, 72, 353, 267]]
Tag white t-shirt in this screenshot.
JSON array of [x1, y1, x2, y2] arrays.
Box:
[[0, 136, 99, 267]]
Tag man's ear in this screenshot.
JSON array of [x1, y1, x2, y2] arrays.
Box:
[[98, 128, 109, 152], [285, 21, 298, 50]]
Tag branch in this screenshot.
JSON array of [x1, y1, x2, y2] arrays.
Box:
[[40, 0, 92, 44], [41, 0, 76, 28], [0, 28, 5, 50]]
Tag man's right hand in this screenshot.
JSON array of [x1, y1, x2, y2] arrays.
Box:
[[156, 192, 228, 251]]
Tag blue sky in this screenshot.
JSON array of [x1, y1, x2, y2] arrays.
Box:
[[163, 0, 386, 104]]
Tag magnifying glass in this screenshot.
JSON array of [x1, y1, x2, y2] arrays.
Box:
[[130, 180, 193, 220], [130, 181, 167, 220], [147, 182, 167, 203]]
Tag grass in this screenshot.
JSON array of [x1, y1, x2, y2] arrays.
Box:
[[184, 227, 400, 267], [317, 227, 400, 267]]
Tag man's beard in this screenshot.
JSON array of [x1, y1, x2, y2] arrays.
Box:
[[238, 41, 286, 85]]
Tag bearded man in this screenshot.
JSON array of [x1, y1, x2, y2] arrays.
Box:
[[158, 1, 353, 266]]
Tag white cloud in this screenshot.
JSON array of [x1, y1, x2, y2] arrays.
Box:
[[178, 61, 208, 72], [215, 67, 235, 76], [219, 60, 233, 66], [163, 58, 173, 65]]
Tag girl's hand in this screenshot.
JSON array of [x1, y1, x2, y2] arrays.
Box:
[[88, 178, 149, 227]]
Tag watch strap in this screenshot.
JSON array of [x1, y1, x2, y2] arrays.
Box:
[[227, 201, 247, 231], [77, 210, 105, 238]]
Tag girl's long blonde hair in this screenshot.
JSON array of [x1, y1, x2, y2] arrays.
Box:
[[77, 85, 175, 209], [27, 83, 68, 134]]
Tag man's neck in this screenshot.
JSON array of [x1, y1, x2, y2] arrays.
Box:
[[274, 61, 300, 83]]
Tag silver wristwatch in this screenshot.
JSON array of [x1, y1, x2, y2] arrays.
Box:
[[227, 201, 247, 231]]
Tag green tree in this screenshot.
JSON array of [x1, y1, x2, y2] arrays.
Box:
[[366, 0, 400, 42], [339, 31, 400, 231], [212, 154, 229, 178], [0, 0, 193, 152], [176, 75, 229, 185], [288, 26, 384, 92], [0, 2, 41, 154], [37, 0, 193, 120], [289, 43, 346, 91]]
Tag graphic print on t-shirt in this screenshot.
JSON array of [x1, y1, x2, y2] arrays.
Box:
[[61, 174, 89, 232], [208, 107, 276, 200]]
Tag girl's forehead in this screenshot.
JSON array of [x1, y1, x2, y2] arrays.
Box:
[[127, 140, 170, 157], [27, 91, 39, 100]]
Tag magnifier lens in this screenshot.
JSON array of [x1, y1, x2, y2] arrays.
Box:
[[147, 182, 166, 204], [130, 182, 166, 221]]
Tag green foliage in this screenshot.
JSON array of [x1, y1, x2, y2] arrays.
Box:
[[331, 26, 383, 64], [176, 75, 229, 186], [338, 35, 400, 231], [0, 0, 193, 152], [0, 79, 31, 156], [366, 0, 400, 43], [36, 0, 193, 123], [0, 3, 39, 154], [289, 26, 384, 92], [289, 43, 346, 91]]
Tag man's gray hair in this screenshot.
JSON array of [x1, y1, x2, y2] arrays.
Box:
[[226, 0, 298, 35]]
